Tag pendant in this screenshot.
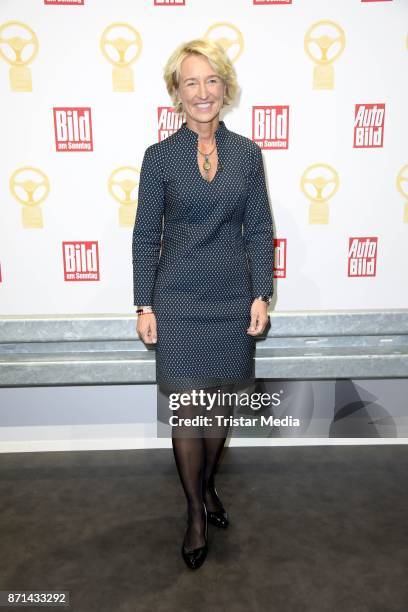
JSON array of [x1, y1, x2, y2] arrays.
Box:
[[203, 158, 211, 171]]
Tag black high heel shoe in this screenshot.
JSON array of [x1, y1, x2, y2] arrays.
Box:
[[181, 504, 208, 570], [207, 507, 229, 529], [204, 485, 229, 528]]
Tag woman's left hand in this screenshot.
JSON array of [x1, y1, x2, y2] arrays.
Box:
[[246, 299, 270, 336]]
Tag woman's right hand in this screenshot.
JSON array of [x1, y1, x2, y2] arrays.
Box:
[[136, 312, 157, 344]]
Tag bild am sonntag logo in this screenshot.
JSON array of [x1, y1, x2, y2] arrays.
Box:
[[63, 241, 99, 280], [53, 107, 93, 151], [252, 106, 289, 149]]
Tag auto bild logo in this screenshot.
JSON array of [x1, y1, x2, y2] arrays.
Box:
[[157, 107, 184, 141], [353, 103, 385, 148], [252, 106, 289, 149], [53, 107, 93, 151], [63, 241, 100, 280], [274, 239, 286, 279], [348, 237, 378, 277]]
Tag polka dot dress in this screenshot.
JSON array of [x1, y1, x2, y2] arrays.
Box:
[[132, 120, 274, 392]]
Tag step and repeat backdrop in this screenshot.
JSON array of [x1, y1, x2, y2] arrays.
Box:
[[0, 0, 407, 315]]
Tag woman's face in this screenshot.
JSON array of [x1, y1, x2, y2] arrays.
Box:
[[176, 53, 226, 124]]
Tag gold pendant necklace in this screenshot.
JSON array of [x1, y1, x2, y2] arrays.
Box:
[[198, 142, 216, 181]]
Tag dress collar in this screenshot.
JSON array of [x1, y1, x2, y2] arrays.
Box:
[[179, 119, 228, 144]]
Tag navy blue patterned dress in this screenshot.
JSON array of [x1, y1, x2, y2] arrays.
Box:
[[132, 120, 274, 391]]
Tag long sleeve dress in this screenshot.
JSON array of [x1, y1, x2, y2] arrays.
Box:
[[132, 119, 274, 392]]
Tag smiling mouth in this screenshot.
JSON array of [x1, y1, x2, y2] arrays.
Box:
[[195, 102, 212, 109]]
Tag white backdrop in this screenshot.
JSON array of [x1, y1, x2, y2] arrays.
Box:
[[1, 0, 407, 316]]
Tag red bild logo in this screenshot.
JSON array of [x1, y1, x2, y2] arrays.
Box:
[[63, 241, 100, 280], [252, 106, 289, 149], [157, 107, 184, 142], [54, 107, 93, 151], [274, 238, 286, 278], [353, 103, 385, 148], [348, 237, 377, 277]]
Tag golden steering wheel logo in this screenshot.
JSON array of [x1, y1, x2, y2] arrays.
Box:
[[203, 22, 244, 63], [100, 23, 142, 92], [304, 20, 345, 89], [9, 167, 50, 228], [108, 167, 140, 227], [396, 164, 408, 223], [0, 21, 39, 91], [300, 164, 339, 225]]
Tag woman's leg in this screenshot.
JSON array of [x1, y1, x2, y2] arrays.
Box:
[[171, 387, 206, 552], [202, 383, 236, 512]]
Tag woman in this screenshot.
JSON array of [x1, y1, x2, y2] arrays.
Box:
[[132, 38, 274, 570]]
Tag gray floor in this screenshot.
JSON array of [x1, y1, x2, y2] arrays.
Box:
[[0, 445, 407, 612]]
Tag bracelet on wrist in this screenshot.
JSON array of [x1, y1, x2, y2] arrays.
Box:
[[136, 306, 153, 315]]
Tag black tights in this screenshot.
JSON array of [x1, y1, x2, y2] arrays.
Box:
[[170, 383, 236, 552]]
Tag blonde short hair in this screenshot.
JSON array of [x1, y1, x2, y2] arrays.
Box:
[[163, 38, 239, 114]]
